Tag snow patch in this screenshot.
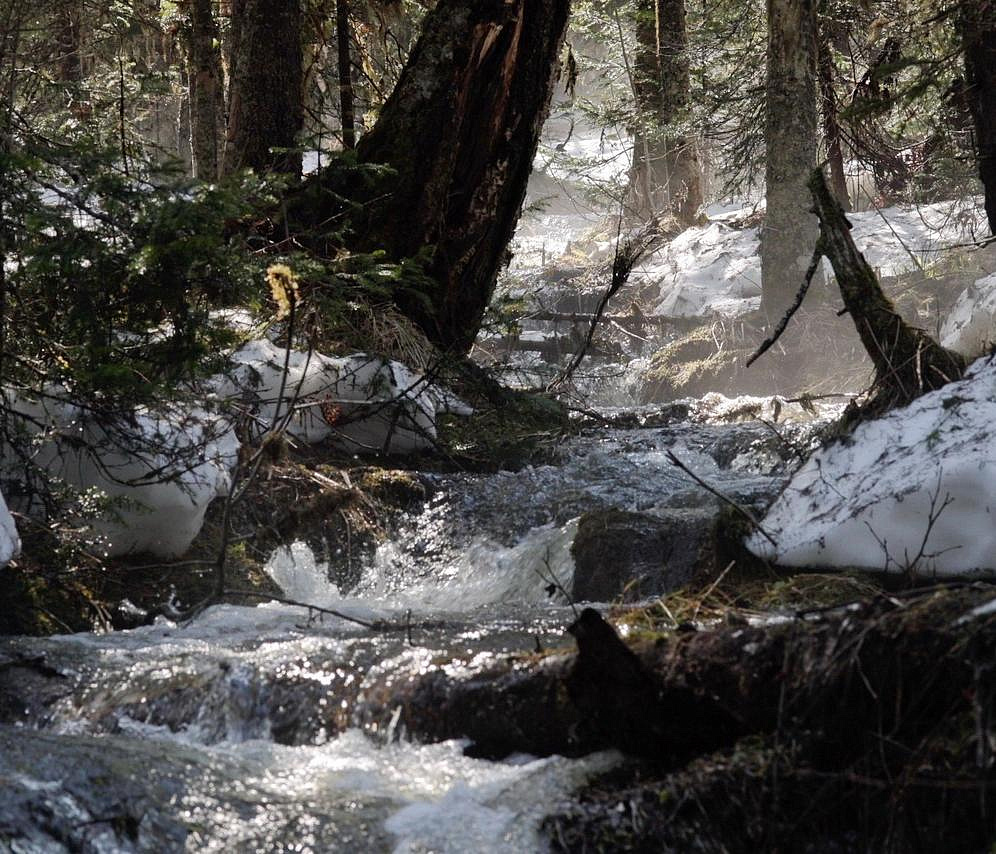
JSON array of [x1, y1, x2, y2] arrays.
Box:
[[640, 220, 762, 318], [634, 197, 985, 320], [212, 340, 470, 455], [942, 272, 996, 358], [2, 390, 237, 559], [747, 355, 996, 576], [0, 488, 20, 566]]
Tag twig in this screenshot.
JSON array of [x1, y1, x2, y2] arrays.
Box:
[[547, 220, 662, 391], [691, 560, 736, 623], [222, 588, 404, 632], [533, 546, 578, 618], [666, 450, 778, 547], [747, 245, 823, 367]]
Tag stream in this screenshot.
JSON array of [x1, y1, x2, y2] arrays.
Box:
[[0, 396, 831, 853]]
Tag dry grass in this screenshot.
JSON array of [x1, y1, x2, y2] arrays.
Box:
[[613, 570, 886, 635]]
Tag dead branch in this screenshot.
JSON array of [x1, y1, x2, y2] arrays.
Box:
[[807, 168, 965, 410], [747, 247, 823, 367], [547, 221, 664, 391], [666, 450, 777, 547]]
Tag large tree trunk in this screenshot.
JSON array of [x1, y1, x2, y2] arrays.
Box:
[[960, 1, 996, 235], [762, 0, 821, 320], [222, 0, 303, 177], [349, 0, 571, 353], [184, 0, 225, 180], [627, 0, 703, 226]]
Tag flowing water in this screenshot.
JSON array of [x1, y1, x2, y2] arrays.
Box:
[[0, 399, 832, 853]]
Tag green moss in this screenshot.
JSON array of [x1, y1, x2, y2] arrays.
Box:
[[0, 565, 96, 635], [642, 325, 743, 401], [436, 387, 569, 470], [354, 468, 426, 508]]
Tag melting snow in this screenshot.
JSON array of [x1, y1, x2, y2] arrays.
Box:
[[748, 355, 996, 576], [0, 488, 19, 566], [942, 271, 996, 358], [212, 339, 471, 455]]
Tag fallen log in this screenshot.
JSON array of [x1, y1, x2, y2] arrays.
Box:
[[524, 311, 701, 331], [353, 587, 996, 846], [476, 335, 621, 362]]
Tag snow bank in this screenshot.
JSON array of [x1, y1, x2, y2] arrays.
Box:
[[747, 355, 996, 576], [0, 488, 19, 566], [0, 341, 467, 560], [639, 220, 762, 317], [213, 340, 470, 455], [633, 198, 986, 319], [942, 272, 996, 358], [2, 391, 237, 559]]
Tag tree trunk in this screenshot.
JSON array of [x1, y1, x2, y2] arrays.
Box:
[[349, 0, 571, 353], [816, 9, 849, 210], [55, 4, 82, 85], [762, 0, 821, 321], [960, 1, 996, 235], [184, 0, 225, 180], [627, 0, 703, 226], [335, 0, 356, 149], [222, 0, 303, 177], [176, 65, 192, 170], [808, 168, 964, 409]]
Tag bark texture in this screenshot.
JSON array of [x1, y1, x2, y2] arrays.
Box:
[[55, 4, 82, 85], [808, 168, 964, 408], [961, 0, 996, 235], [223, 0, 303, 176], [352, 0, 571, 352], [762, 0, 820, 320], [184, 0, 225, 180], [335, 0, 355, 149], [627, 0, 703, 225], [816, 10, 849, 210]]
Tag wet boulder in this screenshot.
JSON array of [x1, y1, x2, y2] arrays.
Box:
[[570, 508, 726, 602]]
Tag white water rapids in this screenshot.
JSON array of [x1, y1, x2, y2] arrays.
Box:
[[0, 409, 819, 852]]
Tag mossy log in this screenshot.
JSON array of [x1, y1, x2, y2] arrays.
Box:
[[808, 168, 965, 409]]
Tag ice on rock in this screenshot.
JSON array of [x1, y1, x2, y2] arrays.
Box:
[[0, 488, 20, 566], [747, 355, 996, 576], [213, 339, 470, 455], [942, 272, 996, 358], [2, 391, 238, 559]]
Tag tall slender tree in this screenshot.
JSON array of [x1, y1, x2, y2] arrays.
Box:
[[184, 0, 225, 179], [960, 0, 996, 234], [817, 5, 849, 210], [762, 0, 821, 320], [627, 0, 703, 226], [335, 0, 355, 149]]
